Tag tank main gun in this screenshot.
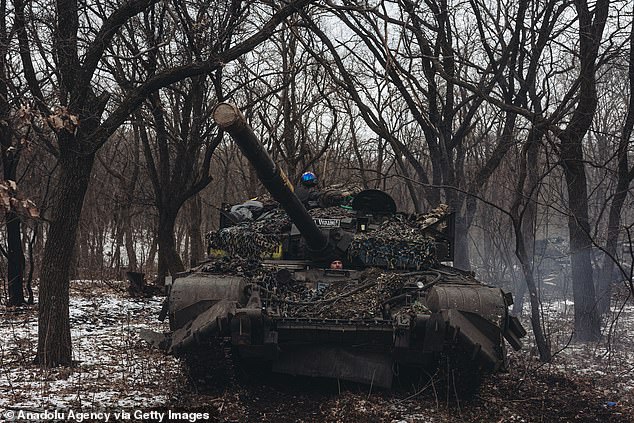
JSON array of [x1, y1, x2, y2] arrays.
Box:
[[213, 102, 334, 257]]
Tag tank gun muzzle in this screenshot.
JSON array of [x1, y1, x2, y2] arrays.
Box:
[[213, 102, 331, 257]]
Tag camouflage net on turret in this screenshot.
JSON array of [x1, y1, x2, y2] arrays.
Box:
[[413, 204, 450, 229], [207, 208, 290, 259], [206, 202, 450, 266], [206, 206, 358, 259], [348, 216, 437, 269], [345, 204, 451, 269]]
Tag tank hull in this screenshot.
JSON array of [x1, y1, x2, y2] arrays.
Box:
[[166, 264, 525, 389]]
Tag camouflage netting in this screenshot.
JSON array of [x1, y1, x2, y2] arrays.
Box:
[[348, 216, 437, 269], [413, 204, 450, 228], [192, 256, 475, 320], [345, 203, 451, 269], [207, 209, 290, 258], [206, 206, 358, 259], [269, 269, 433, 319], [206, 201, 450, 268], [196, 256, 264, 275]]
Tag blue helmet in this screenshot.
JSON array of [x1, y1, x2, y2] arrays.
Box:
[[301, 171, 317, 185]]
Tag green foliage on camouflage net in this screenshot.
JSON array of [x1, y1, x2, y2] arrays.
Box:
[[209, 225, 282, 259], [206, 206, 357, 259]]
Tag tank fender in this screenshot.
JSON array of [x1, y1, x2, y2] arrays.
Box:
[[168, 274, 247, 330], [426, 285, 507, 327], [169, 299, 236, 354]]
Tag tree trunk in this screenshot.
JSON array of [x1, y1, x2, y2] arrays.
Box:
[[3, 151, 26, 306], [597, 18, 634, 315], [110, 205, 124, 270], [561, 141, 601, 341], [6, 210, 25, 306], [512, 201, 538, 317], [189, 194, 204, 266], [512, 281, 527, 316], [518, 130, 550, 360], [157, 209, 185, 284], [554, 0, 608, 342], [26, 222, 38, 304], [520, 257, 551, 362], [145, 232, 158, 271], [123, 204, 138, 271], [76, 225, 90, 276], [0, 23, 25, 306], [597, 176, 629, 314], [36, 149, 95, 366], [452, 192, 471, 271], [452, 216, 471, 271], [507, 125, 551, 360]]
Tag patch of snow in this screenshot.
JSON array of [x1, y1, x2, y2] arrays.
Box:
[[0, 280, 183, 414]]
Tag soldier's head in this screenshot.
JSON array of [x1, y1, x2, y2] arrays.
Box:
[[300, 171, 318, 187]]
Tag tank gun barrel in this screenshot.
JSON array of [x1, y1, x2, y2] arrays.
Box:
[[213, 102, 329, 255]]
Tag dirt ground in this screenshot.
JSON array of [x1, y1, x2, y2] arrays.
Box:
[[167, 351, 633, 422], [1, 279, 632, 422]]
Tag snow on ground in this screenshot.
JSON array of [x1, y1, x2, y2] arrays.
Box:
[[0, 280, 183, 415], [0, 279, 633, 422], [522, 288, 634, 405]]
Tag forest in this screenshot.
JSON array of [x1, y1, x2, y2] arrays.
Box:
[[1, 0, 634, 421]]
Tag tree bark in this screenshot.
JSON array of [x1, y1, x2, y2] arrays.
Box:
[[145, 232, 158, 271], [189, 194, 204, 266], [0, 2, 26, 306], [512, 126, 551, 361], [452, 213, 471, 271], [123, 204, 138, 271], [5, 210, 25, 306], [520, 257, 551, 362], [560, 155, 601, 341], [36, 149, 95, 366], [597, 15, 634, 315], [553, 0, 609, 342], [1, 132, 26, 306], [157, 208, 184, 281]]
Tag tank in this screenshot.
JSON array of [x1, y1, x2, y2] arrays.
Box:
[[161, 103, 526, 392]]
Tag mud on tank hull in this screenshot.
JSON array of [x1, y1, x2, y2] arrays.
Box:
[[165, 264, 526, 390]]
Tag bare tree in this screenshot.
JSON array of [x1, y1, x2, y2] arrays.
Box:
[[0, 0, 27, 306], [509, 125, 552, 361], [97, 129, 142, 272], [548, 0, 610, 341], [14, 0, 312, 367], [395, 0, 614, 341], [187, 193, 204, 266], [138, 75, 220, 282], [300, 0, 536, 269], [597, 11, 634, 315]]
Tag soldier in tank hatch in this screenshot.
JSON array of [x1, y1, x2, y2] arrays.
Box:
[[295, 171, 343, 209]]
